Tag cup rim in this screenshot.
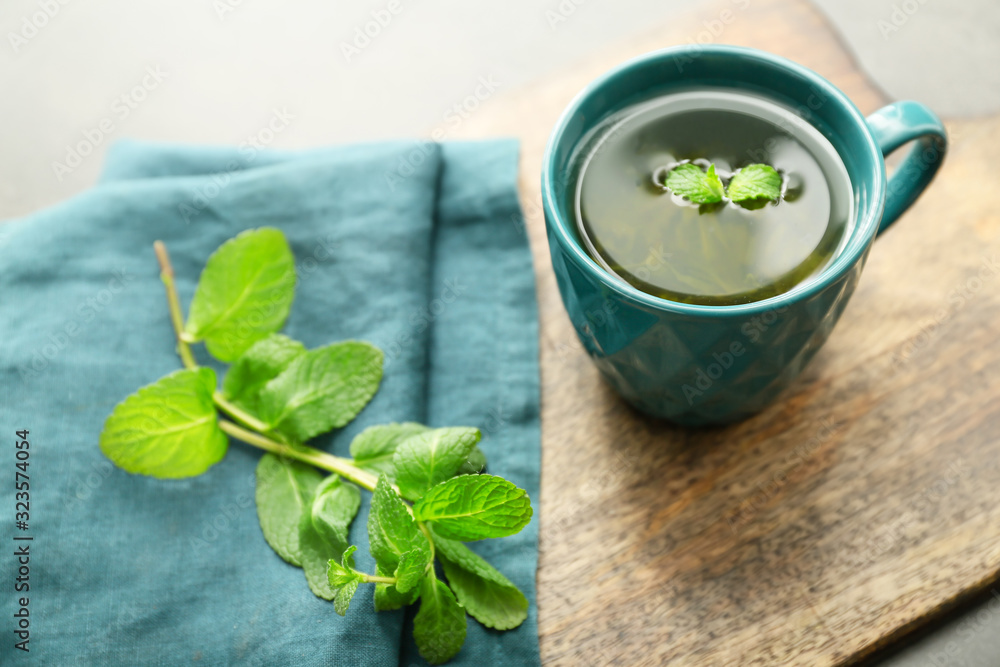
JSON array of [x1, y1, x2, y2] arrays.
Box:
[[541, 45, 887, 316]]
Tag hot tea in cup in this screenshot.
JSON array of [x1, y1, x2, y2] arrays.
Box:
[[573, 89, 853, 306]]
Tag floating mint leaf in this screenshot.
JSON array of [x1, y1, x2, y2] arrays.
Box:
[[432, 531, 528, 630], [184, 227, 296, 362], [257, 341, 383, 442], [350, 422, 430, 477], [413, 575, 467, 665], [99, 368, 227, 479], [726, 163, 782, 203], [367, 475, 431, 573], [222, 334, 306, 414], [664, 162, 724, 204], [413, 474, 532, 541], [255, 453, 323, 566], [392, 427, 482, 501]]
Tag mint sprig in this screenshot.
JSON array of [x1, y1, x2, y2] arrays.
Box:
[[661, 161, 783, 205], [98, 228, 533, 665]]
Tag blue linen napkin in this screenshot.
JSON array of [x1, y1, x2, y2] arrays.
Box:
[[0, 138, 540, 666]]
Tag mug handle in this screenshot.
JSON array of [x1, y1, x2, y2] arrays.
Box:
[[865, 101, 947, 235]]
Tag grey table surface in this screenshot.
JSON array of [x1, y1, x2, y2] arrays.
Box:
[[2, 0, 998, 664]]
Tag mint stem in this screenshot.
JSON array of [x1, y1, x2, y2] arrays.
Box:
[[218, 419, 381, 490], [361, 573, 397, 585], [154, 240, 198, 370], [212, 391, 273, 434]]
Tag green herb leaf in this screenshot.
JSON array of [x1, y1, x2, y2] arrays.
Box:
[[298, 515, 340, 600], [311, 475, 361, 547], [413, 475, 532, 541], [103, 229, 537, 654], [257, 341, 383, 442], [222, 334, 305, 414], [726, 163, 782, 203], [350, 422, 429, 477], [329, 545, 362, 616], [334, 579, 360, 616], [327, 545, 362, 588], [393, 548, 430, 594], [373, 563, 419, 611], [392, 427, 482, 501], [298, 475, 361, 600], [99, 368, 227, 479], [664, 163, 724, 204], [413, 575, 467, 665], [255, 453, 323, 566], [184, 227, 296, 362], [457, 446, 487, 475], [433, 532, 528, 630], [367, 475, 431, 573]]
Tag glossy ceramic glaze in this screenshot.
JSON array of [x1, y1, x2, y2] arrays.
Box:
[[542, 45, 947, 425]]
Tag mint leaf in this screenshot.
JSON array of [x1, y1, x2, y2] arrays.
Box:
[[373, 564, 419, 611], [222, 334, 305, 413], [367, 475, 431, 572], [327, 545, 362, 587], [350, 422, 429, 477], [299, 514, 341, 600], [727, 163, 782, 203], [413, 475, 532, 541], [413, 575, 467, 665], [99, 368, 227, 479], [392, 427, 482, 501], [457, 446, 487, 475], [184, 227, 296, 362], [257, 341, 383, 442], [311, 475, 361, 548], [433, 532, 528, 630], [329, 545, 362, 616], [298, 475, 361, 600], [393, 548, 430, 594], [335, 579, 359, 616], [664, 163, 724, 204], [255, 453, 323, 566]]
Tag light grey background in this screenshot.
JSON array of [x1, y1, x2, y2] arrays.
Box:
[[3, 0, 999, 664]]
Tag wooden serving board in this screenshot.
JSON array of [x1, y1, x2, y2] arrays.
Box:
[[450, 0, 1000, 664]]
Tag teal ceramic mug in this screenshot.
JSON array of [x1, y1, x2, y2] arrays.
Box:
[[541, 45, 946, 426]]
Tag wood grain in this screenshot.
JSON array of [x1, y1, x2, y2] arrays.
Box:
[[448, 0, 1000, 664]]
